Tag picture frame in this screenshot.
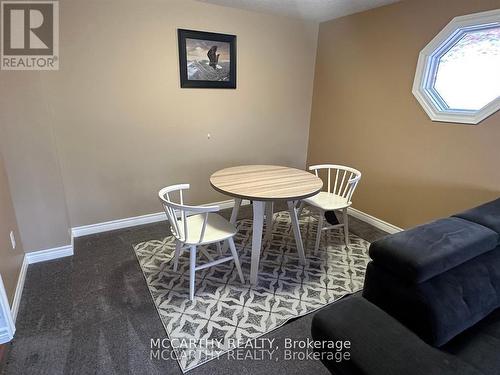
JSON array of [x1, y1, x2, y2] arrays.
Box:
[[177, 29, 237, 89]]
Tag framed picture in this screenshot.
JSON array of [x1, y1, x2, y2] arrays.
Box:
[[177, 29, 236, 89]]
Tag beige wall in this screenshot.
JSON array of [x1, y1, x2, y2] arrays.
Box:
[[0, 73, 71, 252], [308, 0, 500, 229], [0, 148, 24, 304], [0, 0, 318, 251]]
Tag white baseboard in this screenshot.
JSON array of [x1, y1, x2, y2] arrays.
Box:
[[72, 212, 166, 238], [70, 199, 400, 239], [25, 245, 74, 265], [0, 275, 15, 343], [4, 200, 398, 332], [0, 330, 13, 344], [72, 199, 250, 238], [348, 207, 403, 234], [10, 256, 28, 323], [10, 245, 73, 323], [8, 198, 250, 324]]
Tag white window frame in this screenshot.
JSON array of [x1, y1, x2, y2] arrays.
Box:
[[412, 9, 500, 125]]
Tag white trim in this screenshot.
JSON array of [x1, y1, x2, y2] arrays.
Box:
[[72, 212, 166, 238], [10, 256, 28, 323], [25, 245, 73, 265], [3, 199, 400, 329], [0, 330, 12, 344], [347, 207, 403, 234], [10, 245, 73, 323], [7, 198, 250, 322], [72, 199, 250, 238], [412, 9, 500, 124], [0, 274, 15, 343]]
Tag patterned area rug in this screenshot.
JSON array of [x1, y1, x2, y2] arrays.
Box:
[[133, 210, 370, 372]]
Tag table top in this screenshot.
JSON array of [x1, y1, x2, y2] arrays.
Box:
[[210, 165, 323, 201]]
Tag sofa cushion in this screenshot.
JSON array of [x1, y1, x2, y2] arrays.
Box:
[[369, 217, 498, 283], [311, 295, 483, 375], [363, 246, 500, 347], [443, 306, 500, 374], [453, 198, 500, 240]]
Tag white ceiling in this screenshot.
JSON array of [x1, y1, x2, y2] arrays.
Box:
[[196, 0, 401, 22]]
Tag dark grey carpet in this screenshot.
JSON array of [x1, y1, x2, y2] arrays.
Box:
[[0, 206, 387, 375]]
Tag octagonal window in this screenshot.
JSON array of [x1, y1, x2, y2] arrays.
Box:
[[413, 9, 500, 124], [434, 27, 500, 111]]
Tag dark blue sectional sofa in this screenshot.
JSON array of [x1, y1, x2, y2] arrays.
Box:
[[312, 198, 500, 375]]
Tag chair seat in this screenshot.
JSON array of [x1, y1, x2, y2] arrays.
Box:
[[176, 213, 237, 245], [303, 191, 351, 211]]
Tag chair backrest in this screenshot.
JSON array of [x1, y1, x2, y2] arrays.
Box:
[[309, 164, 362, 203], [158, 184, 219, 243]]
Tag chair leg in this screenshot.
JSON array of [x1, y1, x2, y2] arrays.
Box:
[[343, 208, 350, 247], [216, 242, 223, 255], [228, 237, 245, 284], [223, 198, 242, 253], [315, 212, 324, 252], [288, 201, 306, 265], [189, 245, 197, 300], [173, 239, 182, 272], [199, 246, 214, 261], [297, 201, 305, 218], [265, 201, 274, 241]]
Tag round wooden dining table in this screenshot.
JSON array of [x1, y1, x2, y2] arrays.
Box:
[[210, 165, 323, 285]]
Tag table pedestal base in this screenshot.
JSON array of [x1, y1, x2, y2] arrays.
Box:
[[227, 200, 306, 285]]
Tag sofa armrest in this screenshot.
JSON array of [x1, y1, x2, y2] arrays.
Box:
[[311, 296, 480, 375]]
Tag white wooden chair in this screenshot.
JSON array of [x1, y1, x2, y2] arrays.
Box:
[[158, 184, 245, 300], [298, 165, 361, 252]]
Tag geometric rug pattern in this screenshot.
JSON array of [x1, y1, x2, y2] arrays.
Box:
[[133, 210, 370, 372]]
